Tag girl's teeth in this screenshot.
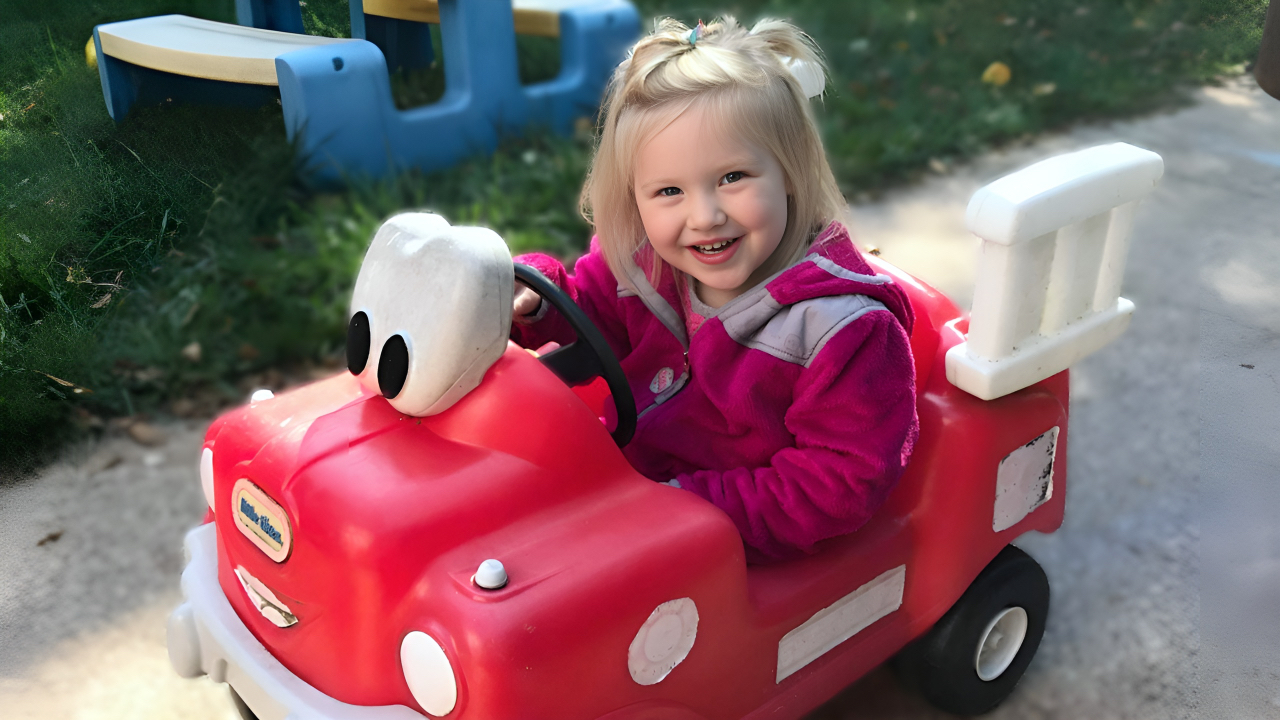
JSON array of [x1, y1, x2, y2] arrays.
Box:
[[696, 238, 735, 252]]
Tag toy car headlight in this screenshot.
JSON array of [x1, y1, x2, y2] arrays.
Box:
[[401, 631, 458, 716], [200, 447, 215, 513]]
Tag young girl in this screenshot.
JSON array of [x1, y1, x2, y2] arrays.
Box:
[[510, 17, 917, 564]]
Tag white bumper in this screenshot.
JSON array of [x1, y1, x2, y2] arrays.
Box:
[[167, 524, 423, 720]]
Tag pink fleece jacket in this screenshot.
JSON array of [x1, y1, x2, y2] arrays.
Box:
[[512, 222, 918, 563]]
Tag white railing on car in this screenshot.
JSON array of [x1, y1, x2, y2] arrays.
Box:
[[946, 142, 1164, 400]]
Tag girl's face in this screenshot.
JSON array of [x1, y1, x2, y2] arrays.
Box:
[[633, 104, 790, 308]]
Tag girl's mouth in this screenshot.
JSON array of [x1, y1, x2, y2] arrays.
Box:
[[689, 236, 742, 265], [691, 237, 739, 255]]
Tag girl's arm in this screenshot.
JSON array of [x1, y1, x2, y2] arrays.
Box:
[[510, 240, 634, 362], [676, 311, 918, 563]]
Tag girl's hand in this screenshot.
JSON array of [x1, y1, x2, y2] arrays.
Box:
[[513, 281, 544, 324]]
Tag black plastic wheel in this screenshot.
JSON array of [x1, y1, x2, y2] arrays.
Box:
[[892, 545, 1050, 716], [513, 263, 637, 447]]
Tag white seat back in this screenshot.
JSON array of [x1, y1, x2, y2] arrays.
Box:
[[946, 142, 1163, 400]]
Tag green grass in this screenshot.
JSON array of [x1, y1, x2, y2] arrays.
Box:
[[655, 0, 1268, 188], [0, 0, 1266, 467]]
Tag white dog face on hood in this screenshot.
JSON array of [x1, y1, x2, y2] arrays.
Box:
[[347, 213, 514, 416]]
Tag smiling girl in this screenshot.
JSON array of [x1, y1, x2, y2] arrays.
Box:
[[510, 17, 918, 563]]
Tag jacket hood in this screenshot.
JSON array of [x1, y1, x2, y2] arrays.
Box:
[[762, 222, 915, 334], [621, 222, 914, 350]]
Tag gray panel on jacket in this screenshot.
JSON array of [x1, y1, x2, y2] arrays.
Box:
[[722, 294, 889, 367]]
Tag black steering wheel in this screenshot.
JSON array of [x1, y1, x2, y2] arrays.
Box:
[[513, 264, 637, 447]]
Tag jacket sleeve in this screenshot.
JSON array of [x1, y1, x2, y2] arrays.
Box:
[[510, 242, 633, 363], [676, 310, 918, 563]]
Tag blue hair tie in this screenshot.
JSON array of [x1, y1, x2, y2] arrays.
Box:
[[689, 20, 705, 46]]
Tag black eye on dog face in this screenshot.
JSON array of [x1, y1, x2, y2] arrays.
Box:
[[377, 334, 410, 399], [347, 311, 371, 375], [347, 212, 514, 416], [346, 309, 411, 399]]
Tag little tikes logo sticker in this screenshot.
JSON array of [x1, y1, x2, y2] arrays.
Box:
[[232, 479, 292, 563]]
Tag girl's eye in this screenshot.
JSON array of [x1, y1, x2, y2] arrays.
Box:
[[722, 171, 744, 184], [658, 187, 681, 197]]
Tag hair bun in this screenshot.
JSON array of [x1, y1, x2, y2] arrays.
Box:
[[782, 57, 825, 98]]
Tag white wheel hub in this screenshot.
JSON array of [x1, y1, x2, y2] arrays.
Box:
[[974, 606, 1028, 681]]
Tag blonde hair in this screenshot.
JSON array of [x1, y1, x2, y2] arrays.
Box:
[[581, 16, 851, 290]]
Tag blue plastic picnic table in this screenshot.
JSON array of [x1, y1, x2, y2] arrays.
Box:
[[94, 0, 639, 184]]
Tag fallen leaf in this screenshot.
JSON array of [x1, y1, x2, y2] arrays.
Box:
[[129, 366, 165, 384], [83, 449, 122, 475], [171, 398, 198, 417], [39, 372, 93, 394], [181, 302, 200, 327], [982, 61, 1012, 86], [73, 408, 105, 430], [37, 531, 64, 547], [127, 421, 167, 447], [90, 292, 114, 308]]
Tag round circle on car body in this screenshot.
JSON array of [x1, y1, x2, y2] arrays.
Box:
[[199, 447, 215, 513], [628, 597, 699, 685], [401, 631, 459, 716], [974, 606, 1028, 681]]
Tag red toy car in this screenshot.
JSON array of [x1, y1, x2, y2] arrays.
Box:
[[166, 143, 1163, 719]]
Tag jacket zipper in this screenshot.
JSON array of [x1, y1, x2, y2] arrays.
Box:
[[638, 348, 691, 421]]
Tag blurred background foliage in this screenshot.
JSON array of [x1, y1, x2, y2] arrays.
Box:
[[0, 0, 1267, 467]]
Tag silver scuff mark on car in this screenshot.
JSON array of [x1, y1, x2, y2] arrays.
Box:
[[993, 426, 1059, 532], [235, 566, 298, 628], [777, 564, 907, 683], [628, 597, 699, 685]]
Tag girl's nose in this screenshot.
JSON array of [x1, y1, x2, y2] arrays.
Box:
[[687, 192, 726, 231]]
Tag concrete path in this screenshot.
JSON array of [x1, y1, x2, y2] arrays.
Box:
[[1, 76, 1276, 719], [819, 75, 1277, 720]]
